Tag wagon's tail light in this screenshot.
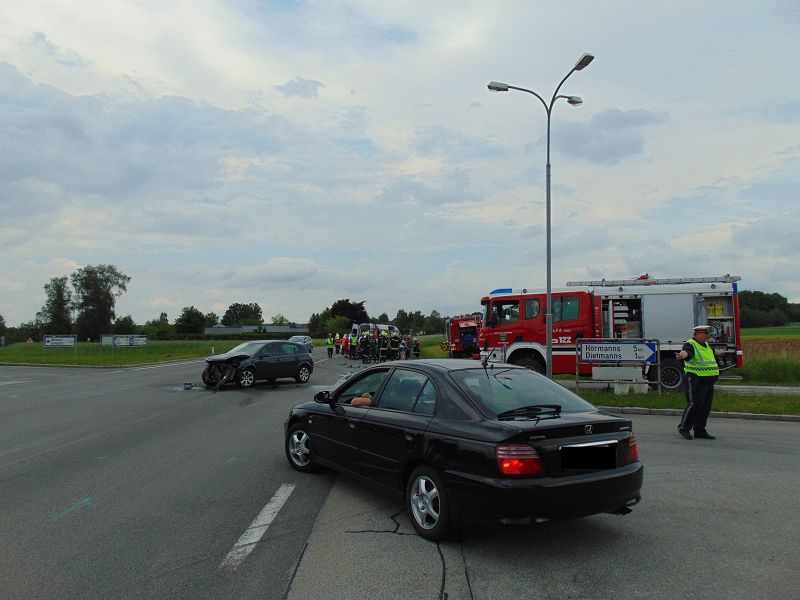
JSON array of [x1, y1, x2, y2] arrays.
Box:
[[626, 434, 639, 464], [496, 444, 545, 476]]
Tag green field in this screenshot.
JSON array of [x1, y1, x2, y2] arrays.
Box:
[[742, 324, 800, 338], [0, 340, 242, 366]]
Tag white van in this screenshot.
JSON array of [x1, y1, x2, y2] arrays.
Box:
[[351, 323, 400, 339]]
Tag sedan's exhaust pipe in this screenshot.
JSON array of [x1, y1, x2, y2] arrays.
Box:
[[608, 506, 633, 515]]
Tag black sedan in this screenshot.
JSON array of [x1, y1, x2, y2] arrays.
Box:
[[285, 359, 642, 540], [202, 340, 313, 388]]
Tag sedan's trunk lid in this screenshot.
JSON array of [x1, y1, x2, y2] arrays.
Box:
[[502, 411, 635, 477]]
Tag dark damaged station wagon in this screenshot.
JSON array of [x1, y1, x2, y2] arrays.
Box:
[[202, 340, 313, 389], [285, 359, 643, 540]]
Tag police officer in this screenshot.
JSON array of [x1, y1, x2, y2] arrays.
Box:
[[326, 333, 334, 359], [676, 324, 722, 440]]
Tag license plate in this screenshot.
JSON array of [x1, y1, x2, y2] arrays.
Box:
[[561, 444, 616, 469]]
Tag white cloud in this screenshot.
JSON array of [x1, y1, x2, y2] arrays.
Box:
[[275, 77, 326, 99]]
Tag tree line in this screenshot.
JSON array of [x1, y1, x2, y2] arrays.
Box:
[[739, 291, 800, 327], [0, 267, 449, 344], [307, 299, 447, 338]]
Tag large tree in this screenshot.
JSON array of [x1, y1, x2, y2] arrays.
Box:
[[141, 316, 174, 340], [71, 265, 131, 341], [422, 310, 446, 335], [221, 302, 263, 326], [175, 306, 205, 334], [324, 315, 350, 337], [308, 309, 331, 338], [112, 315, 137, 334], [330, 299, 369, 326], [38, 276, 73, 334]]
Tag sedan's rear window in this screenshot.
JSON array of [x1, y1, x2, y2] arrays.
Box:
[[449, 368, 596, 417]]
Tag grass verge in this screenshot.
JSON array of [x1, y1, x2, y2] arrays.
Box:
[[575, 389, 800, 415]]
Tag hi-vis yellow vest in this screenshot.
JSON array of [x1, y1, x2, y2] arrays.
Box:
[[684, 338, 719, 377]]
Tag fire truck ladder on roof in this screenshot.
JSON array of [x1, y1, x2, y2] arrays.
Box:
[[565, 275, 741, 287]]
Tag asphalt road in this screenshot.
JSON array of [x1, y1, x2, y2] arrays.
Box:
[[0, 357, 343, 599], [2, 356, 799, 599]]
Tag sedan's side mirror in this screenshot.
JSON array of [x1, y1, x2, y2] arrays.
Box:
[[314, 391, 331, 404]]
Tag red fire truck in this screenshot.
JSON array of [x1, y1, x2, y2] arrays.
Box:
[[444, 314, 482, 358], [476, 275, 743, 389]]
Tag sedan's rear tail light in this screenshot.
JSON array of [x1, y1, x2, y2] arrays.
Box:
[[496, 444, 545, 476], [626, 434, 639, 464]]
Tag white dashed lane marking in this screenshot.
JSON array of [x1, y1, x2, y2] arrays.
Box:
[[219, 483, 296, 571]]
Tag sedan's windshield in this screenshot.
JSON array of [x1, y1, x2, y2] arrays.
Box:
[[450, 367, 596, 418], [227, 342, 265, 355]]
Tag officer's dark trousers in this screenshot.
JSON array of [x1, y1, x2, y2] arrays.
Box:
[[678, 373, 717, 433]]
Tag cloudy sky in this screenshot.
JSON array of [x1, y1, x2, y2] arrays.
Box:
[[1, 1, 798, 327]]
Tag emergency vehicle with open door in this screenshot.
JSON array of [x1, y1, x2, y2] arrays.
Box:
[[476, 275, 743, 389], [444, 314, 482, 358]]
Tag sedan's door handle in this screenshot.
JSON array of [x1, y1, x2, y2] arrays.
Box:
[[404, 432, 415, 441], [348, 419, 358, 429]]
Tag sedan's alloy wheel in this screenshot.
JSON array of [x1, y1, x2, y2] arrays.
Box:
[[410, 475, 440, 530], [289, 430, 311, 467]]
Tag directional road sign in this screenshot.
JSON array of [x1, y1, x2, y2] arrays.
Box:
[[578, 340, 658, 363], [112, 335, 147, 347], [43, 335, 77, 347]]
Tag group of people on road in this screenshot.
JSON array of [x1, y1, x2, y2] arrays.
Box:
[[325, 332, 420, 363]]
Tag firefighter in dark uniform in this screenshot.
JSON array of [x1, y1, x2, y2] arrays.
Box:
[[676, 324, 722, 440], [389, 335, 400, 360], [370, 336, 378, 362], [360, 334, 371, 364], [378, 334, 388, 362]]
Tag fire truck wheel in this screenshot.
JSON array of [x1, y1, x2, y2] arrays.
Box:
[[650, 358, 684, 391], [514, 355, 545, 375]]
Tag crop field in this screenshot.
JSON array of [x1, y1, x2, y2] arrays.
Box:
[[742, 338, 800, 359]]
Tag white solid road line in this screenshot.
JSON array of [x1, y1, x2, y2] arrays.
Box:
[[103, 360, 205, 374], [219, 483, 296, 571]]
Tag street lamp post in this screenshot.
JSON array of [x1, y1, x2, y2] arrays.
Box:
[[488, 52, 594, 379]]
